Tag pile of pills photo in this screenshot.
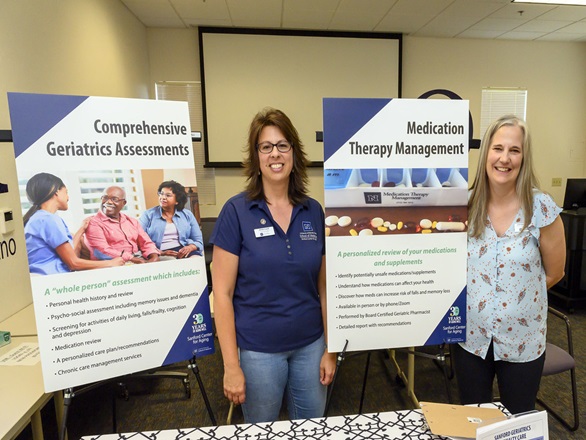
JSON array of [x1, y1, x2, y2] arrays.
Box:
[[325, 214, 467, 236]]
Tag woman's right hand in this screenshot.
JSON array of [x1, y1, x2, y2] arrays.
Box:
[[223, 365, 246, 405], [108, 257, 125, 267]]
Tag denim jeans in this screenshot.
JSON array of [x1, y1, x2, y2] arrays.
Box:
[[240, 334, 327, 423]]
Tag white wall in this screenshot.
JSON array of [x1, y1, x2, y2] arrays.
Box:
[[0, 0, 150, 321], [0, 145, 31, 321], [0, 0, 150, 127], [146, 30, 586, 216]]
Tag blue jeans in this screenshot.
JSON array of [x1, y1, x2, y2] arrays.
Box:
[[240, 334, 327, 423]]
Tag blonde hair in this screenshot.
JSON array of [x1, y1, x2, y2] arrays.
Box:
[[468, 115, 539, 238]]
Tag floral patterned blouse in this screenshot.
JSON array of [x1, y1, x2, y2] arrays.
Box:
[[461, 191, 562, 362]]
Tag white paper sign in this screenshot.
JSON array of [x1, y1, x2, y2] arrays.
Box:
[[476, 411, 548, 440]]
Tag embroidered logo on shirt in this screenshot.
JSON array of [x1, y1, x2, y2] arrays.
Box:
[[300, 221, 317, 241], [299, 232, 317, 241]]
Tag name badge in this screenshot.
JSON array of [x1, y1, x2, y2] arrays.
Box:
[[514, 222, 524, 233], [254, 226, 275, 238]]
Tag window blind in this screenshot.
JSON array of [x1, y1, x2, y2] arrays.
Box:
[[155, 81, 216, 205], [480, 88, 527, 139]]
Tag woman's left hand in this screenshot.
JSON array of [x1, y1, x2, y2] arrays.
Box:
[[177, 244, 197, 259], [320, 351, 337, 386]]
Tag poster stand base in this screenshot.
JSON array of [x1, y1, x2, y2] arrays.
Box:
[[187, 355, 217, 426], [388, 344, 453, 407], [59, 380, 120, 440], [323, 342, 453, 417], [58, 356, 217, 440]]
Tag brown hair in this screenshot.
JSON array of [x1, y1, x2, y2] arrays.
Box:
[[243, 107, 310, 205]]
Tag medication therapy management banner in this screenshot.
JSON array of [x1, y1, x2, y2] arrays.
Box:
[[323, 98, 468, 352], [8, 93, 214, 392]]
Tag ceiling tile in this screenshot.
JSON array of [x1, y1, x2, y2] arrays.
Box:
[[329, 0, 395, 31], [118, 0, 586, 42], [121, 0, 184, 27], [441, 0, 504, 18], [556, 20, 586, 33], [415, 14, 480, 37], [185, 18, 233, 28], [515, 19, 572, 33], [497, 30, 544, 40], [227, 0, 282, 24], [537, 5, 586, 21], [469, 17, 527, 32], [375, 0, 453, 34], [488, 2, 555, 20], [283, 0, 337, 29], [536, 31, 585, 41], [171, 0, 230, 21], [389, 0, 454, 16], [458, 29, 505, 38]]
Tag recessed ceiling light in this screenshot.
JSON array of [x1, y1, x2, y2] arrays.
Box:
[[512, 0, 586, 5]]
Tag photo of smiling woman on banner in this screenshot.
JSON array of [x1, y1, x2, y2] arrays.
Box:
[[139, 180, 203, 259]]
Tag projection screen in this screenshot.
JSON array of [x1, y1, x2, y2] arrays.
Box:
[[199, 28, 402, 167]]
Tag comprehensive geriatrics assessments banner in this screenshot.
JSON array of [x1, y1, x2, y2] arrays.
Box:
[[323, 98, 468, 352], [8, 93, 214, 392]]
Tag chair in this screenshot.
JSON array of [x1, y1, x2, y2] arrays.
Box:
[[117, 365, 191, 399], [536, 306, 579, 431]]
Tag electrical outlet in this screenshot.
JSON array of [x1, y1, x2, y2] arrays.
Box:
[[552, 177, 562, 187]]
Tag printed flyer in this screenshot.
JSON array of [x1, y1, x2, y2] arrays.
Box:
[[323, 98, 468, 352], [476, 411, 548, 440], [8, 92, 214, 392]]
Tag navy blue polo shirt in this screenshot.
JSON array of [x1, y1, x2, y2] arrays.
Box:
[[210, 192, 325, 353]]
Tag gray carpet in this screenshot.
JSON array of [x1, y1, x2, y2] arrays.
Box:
[[17, 302, 584, 440]]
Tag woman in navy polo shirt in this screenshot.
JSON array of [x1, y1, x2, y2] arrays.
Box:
[[210, 108, 336, 423]]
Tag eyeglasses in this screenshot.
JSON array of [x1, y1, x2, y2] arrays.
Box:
[[158, 192, 175, 198], [257, 141, 292, 154], [101, 195, 125, 204]]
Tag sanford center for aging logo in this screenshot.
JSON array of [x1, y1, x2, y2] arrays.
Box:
[[300, 221, 317, 241], [192, 313, 207, 333], [448, 306, 462, 324]]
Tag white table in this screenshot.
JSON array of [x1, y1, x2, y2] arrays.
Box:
[[0, 304, 64, 440]]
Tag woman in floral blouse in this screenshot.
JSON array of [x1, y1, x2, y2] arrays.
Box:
[[454, 115, 566, 414]]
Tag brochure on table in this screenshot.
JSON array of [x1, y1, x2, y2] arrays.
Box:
[[476, 411, 548, 440], [323, 98, 468, 352], [8, 93, 214, 392]]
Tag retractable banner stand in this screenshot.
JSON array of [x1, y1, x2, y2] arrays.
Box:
[[8, 92, 214, 392], [323, 98, 468, 353]]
